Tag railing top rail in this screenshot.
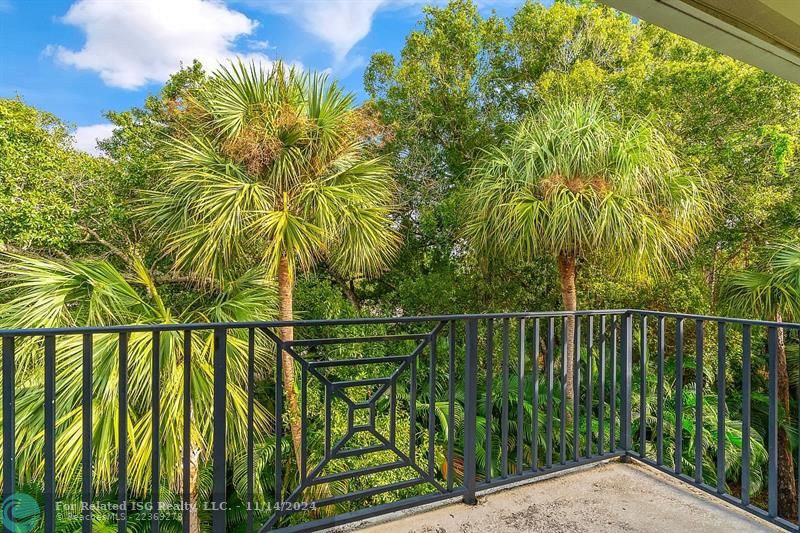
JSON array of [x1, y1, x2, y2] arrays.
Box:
[[0, 310, 627, 337], [629, 309, 800, 330], [1, 308, 798, 337]]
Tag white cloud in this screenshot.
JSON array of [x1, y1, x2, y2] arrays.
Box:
[[264, 0, 389, 61], [48, 0, 275, 89], [247, 39, 273, 51], [261, 0, 473, 62], [73, 123, 115, 156]]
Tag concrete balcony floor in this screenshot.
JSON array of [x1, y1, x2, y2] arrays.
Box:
[[348, 461, 780, 533]]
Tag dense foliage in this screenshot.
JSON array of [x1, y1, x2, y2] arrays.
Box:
[[1, 0, 800, 529]]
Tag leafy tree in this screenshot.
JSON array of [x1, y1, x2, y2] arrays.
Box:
[[365, 0, 800, 317], [720, 242, 800, 518], [625, 38, 800, 307], [0, 98, 110, 252], [363, 1, 656, 315], [465, 98, 713, 398], [138, 61, 400, 466], [363, 0, 508, 303], [87, 61, 209, 253], [99, 61, 207, 192]]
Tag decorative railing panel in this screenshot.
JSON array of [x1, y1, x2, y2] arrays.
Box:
[[0, 310, 798, 532]]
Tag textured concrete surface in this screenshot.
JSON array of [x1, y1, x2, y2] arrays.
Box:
[[350, 461, 779, 533]]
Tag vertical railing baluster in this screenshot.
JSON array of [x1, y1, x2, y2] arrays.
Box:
[[657, 317, 665, 467], [275, 337, 284, 519], [324, 380, 332, 461], [599, 316, 606, 456], [573, 316, 580, 462], [463, 319, 478, 505], [448, 321, 456, 490], [716, 322, 726, 494], [484, 319, 493, 484], [546, 317, 554, 468], [586, 316, 593, 458], [301, 365, 308, 485], [501, 318, 509, 477], [639, 316, 647, 458], [675, 319, 684, 475], [152, 331, 161, 533], [212, 328, 227, 533], [2, 336, 15, 533], [610, 317, 617, 451], [428, 330, 436, 480], [44, 335, 56, 533], [741, 324, 751, 506], [389, 379, 396, 446], [409, 336, 417, 463], [119, 333, 129, 533], [560, 317, 567, 465], [621, 313, 632, 454], [182, 331, 191, 533], [82, 333, 92, 533], [278, 341, 288, 520], [517, 319, 525, 474], [572, 313, 582, 462], [532, 318, 539, 471], [694, 320, 703, 485], [767, 326, 778, 518], [246, 329, 254, 533]]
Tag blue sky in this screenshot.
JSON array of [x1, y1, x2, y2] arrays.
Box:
[[0, 0, 520, 154]]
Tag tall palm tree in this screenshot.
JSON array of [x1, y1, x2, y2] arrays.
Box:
[[720, 242, 800, 519], [138, 61, 400, 465], [465, 98, 712, 398], [0, 251, 276, 532]]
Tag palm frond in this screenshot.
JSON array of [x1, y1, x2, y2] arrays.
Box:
[[465, 96, 714, 278]]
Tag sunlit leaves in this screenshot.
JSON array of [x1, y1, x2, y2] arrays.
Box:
[[465, 97, 714, 279], [0, 252, 277, 496], [0, 98, 109, 250], [140, 60, 400, 283], [720, 242, 800, 321]]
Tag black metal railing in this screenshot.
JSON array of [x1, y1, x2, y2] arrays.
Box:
[[0, 310, 798, 532]]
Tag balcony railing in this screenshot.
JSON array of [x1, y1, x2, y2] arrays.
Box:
[[1, 310, 798, 532]]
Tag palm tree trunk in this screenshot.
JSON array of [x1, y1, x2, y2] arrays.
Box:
[[187, 445, 201, 533], [775, 315, 798, 519], [558, 252, 577, 401], [277, 255, 304, 470]]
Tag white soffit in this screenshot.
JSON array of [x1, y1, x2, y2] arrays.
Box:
[[601, 0, 800, 84]]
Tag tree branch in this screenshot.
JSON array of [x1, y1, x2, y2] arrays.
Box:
[[79, 225, 131, 264], [0, 242, 71, 261], [78, 226, 221, 289]]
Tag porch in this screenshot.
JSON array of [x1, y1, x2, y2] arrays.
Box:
[[350, 460, 777, 533]]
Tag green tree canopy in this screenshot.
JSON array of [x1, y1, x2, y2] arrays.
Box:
[[0, 98, 110, 252], [364, 0, 800, 315]]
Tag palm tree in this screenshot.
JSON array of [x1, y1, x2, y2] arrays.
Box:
[[465, 98, 712, 398], [0, 251, 277, 532], [138, 61, 400, 466], [720, 242, 800, 519]]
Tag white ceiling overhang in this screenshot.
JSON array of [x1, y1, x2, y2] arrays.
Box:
[[601, 0, 800, 84]]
